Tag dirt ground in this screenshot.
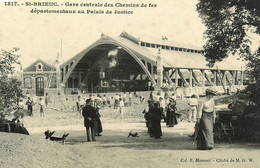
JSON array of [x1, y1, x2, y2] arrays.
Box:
[[1, 100, 259, 168], [1, 121, 259, 168]]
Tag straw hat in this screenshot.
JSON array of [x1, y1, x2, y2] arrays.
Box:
[[205, 88, 217, 95]]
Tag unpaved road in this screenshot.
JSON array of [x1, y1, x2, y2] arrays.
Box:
[[1, 121, 259, 168]]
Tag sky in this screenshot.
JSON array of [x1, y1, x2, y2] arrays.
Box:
[[0, 0, 250, 70], [0, 0, 207, 68]]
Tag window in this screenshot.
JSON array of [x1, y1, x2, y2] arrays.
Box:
[[166, 46, 169, 50], [146, 43, 151, 47], [35, 62, 43, 72], [151, 44, 155, 48], [24, 77, 32, 88], [49, 76, 57, 88], [141, 42, 145, 46]]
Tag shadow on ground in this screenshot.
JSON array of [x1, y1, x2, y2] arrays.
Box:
[[62, 128, 260, 151]]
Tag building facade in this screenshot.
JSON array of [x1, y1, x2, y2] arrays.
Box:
[[22, 59, 60, 96]]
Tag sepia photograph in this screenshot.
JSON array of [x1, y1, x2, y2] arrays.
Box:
[[0, 0, 259, 167]]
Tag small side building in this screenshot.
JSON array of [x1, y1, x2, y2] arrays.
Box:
[[21, 59, 60, 96]]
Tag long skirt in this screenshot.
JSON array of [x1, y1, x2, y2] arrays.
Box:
[[167, 110, 178, 126], [196, 112, 214, 150], [152, 120, 162, 138], [94, 118, 103, 134]]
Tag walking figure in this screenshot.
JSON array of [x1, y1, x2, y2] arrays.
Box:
[[26, 97, 34, 117]]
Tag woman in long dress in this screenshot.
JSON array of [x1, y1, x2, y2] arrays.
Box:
[[196, 89, 216, 150], [151, 102, 162, 139], [166, 98, 178, 127]]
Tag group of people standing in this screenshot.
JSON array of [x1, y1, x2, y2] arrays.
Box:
[[144, 89, 217, 151], [143, 92, 179, 139], [17, 96, 46, 117], [144, 100, 163, 139]]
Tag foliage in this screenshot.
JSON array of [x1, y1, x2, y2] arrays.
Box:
[[197, 0, 260, 65], [242, 83, 260, 107], [197, 0, 260, 106], [0, 48, 22, 113]]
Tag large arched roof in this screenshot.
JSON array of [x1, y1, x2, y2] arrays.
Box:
[[61, 33, 243, 71], [60, 34, 158, 86]]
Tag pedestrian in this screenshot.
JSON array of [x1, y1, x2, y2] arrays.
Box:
[[94, 105, 103, 136], [196, 89, 217, 150], [107, 96, 111, 108], [149, 91, 153, 101], [76, 96, 85, 117], [18, 99, 24, 110], [102, 95, 107, 108], [143, 100, 150, 129], [39, 97, 45, 117], [26, 97, 34, 117], [151, 101, 163, 139], [123, 92, 126, 105], [128, 92, 132, 106], [145, 100, 154, 136], [119, 98, 124, 118], [188, 94, 199, 122], [82, 99, 98, 142], [159, 97, 166, 122], [114, 94, 119, 109], [45, 93, 48, 108], [166, 98, 178, 127]]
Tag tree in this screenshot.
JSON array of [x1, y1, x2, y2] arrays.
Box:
[[197, 0, 260, 106], [0, 48, 23, 113]]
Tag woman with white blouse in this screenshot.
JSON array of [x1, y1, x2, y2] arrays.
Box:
[[196, 89, 217, 150]]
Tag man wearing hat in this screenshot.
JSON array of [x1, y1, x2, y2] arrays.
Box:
[[82, 99, 98, 141]]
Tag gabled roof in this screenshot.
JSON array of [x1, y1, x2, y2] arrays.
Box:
[[23, 58, 56, 72], [61, 32, 244, 71]]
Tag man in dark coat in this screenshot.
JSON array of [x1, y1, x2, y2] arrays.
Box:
[[82, 99, 98, 141]]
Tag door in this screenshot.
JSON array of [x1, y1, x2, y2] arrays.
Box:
[[36, 77, 44, 96]]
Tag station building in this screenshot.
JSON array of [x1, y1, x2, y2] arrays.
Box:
[[21, 32, 245, 97]]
